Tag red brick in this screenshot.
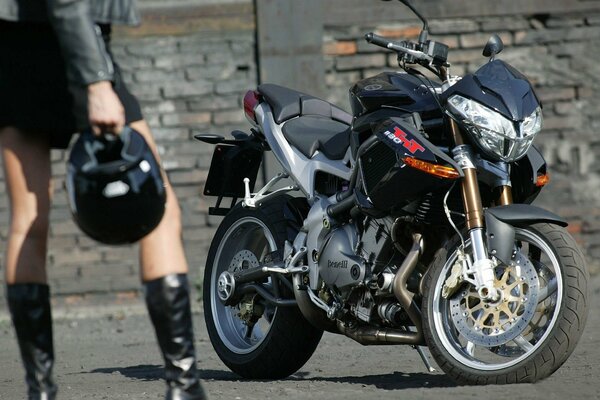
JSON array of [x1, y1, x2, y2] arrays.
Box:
[[324, 40, 358, 56], [162, 112, 211, 127], [376, 25, 422, 39], [116, 291, 139, 302], [64, 294, 85, 305], [567, 221, 583, 234], [577, 86, 594, 99]]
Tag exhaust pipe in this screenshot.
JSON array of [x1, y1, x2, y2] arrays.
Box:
[[391, 232, 424, 344], [293, 274, 338, 333], [336, 321, 423, 345], [338, 232, 425, 346], [289, 248, 337, 332]]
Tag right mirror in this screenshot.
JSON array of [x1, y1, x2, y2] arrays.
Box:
[[482, 34, 504, 58]]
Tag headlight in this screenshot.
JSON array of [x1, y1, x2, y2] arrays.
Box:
[[447, 95, 543, 162]]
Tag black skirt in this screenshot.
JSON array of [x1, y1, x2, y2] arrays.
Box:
[[0, 21, 143, 149]]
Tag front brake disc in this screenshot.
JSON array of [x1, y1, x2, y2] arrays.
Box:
[[448, 251, 540, 347]]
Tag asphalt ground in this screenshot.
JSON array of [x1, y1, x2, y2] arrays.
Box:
[[0, 276, 598, 400]]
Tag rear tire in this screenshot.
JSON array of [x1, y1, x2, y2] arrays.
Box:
[[203, 196, 323, 379], [422, 223, 589, 384]]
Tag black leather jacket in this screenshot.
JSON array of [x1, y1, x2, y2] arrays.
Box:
[[0, 0, 140, 85]]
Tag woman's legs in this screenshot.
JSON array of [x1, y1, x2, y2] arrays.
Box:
[[131, 120, 188, 281], [129, 120, 205, 399], [1, 121, 204, 399], [1, 126, 57, 400], [1, 127, 52, 285]]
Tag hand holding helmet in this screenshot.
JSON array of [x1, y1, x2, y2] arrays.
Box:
[[66, 126, 166, 244], [87, 81, 126, 136]]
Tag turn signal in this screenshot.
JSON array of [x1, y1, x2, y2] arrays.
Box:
[[403, 157, 460, 179], [536, 173, 550, 187]]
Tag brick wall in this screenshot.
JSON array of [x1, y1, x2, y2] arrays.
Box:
[[322, 11, 600, 274], [0, 2, 257, 303], [50, 29, 257, 297], [1, 1, 599, 306]]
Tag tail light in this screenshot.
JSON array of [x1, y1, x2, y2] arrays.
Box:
[[243, 90, 261, 124]]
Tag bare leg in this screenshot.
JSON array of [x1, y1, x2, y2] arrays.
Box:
[[130, 121, 206, 399], [1, 126, 57, 399], [130, 120, 188, 282], [0, 127, 52, 284]]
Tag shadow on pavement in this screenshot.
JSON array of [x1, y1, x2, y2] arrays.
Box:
[[200, 369, 456, 390], [88, 366, 456, 391], [90, 364, 164, 381], [295, 371, 456, 390]]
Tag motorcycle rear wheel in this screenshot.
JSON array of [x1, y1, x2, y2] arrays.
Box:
[[203, 196, 323, 379], [422, 223, 589, 384]]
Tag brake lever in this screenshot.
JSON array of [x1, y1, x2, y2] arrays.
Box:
[[390, 43, 432, 62]]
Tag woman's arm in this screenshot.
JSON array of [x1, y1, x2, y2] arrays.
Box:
[[46, 0, 124, 133], [45, 0, 113, 85]]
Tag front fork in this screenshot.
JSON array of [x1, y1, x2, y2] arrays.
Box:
[[449, 120, 512, 301]]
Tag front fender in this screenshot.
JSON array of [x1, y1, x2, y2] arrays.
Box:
[[484, 204, 568, 265]]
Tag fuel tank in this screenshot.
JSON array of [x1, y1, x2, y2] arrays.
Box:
[[350, 72, 446, 155], [349, 72, 442, 120]]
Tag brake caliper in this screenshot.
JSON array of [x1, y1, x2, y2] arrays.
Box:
[[238, 294, 265, 325], [442, 252, 467, 299]]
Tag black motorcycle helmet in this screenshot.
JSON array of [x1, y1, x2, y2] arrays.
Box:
[[66, 126, 166, 245]]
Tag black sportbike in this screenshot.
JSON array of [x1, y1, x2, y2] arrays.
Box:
[[196, 0, 589, 384]]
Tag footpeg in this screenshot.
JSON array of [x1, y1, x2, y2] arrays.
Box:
[[242, 173, 298, 208]]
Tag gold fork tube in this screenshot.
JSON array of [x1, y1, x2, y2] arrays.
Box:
[[449, 117, 464, 145], [497, 185, 513, 206], [449, 120, 485, 230], [460, 169, 485, 230]]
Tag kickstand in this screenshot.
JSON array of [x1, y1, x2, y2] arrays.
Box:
[[413, 345, 436, 373]]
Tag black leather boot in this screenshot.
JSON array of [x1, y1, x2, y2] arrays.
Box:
[[144, 274, 206, 400], [7, 284, 58, 400]]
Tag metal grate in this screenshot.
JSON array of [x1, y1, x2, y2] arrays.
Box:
[[359, 141, 398, 196]]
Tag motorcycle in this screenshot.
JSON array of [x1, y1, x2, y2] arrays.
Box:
[[195, 0, 589, 384]]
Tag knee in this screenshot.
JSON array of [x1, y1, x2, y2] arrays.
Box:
[[162, 188, 183, 235], [10, 208, 49, 241]]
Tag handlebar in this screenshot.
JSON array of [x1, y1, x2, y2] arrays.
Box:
[[364, 32, 395, 48], [365, 32, 450, 70], [365, 32, 431, 62]]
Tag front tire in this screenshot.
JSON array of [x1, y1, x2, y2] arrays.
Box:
[[203, 196, 323, 379], [422, 223, 589, 384]]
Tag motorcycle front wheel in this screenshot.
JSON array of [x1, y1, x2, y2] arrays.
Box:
[[422, 223, 589, 384], [203, 196, 323, 379]]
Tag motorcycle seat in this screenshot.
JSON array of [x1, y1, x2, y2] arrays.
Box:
[[281, 115, 350, 160], [257, 84, 351, 160], [257, 83, 352, 125]]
